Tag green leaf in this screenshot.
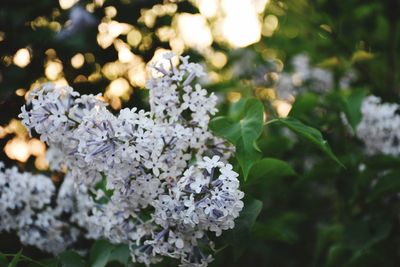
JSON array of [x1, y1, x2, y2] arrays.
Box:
[[252, 211, 306, 244], [344, 249, 385, 267], [270, 117, 344, 167], [344, 221, 391, 251], [326, 244, 349, 267], [59, 251, 85, 267], [91, 175, 114, 205], [367, 171, 400, 202], [343, 221, 392, 267], [228, 96, 249, 119], [225, 197, 263, 261], [289, 92, 319, 120], [312, 224, 345, 267], [236, 99, 265, 179], [8, 250, 22, 267], [0, 253, 9, 266], [28, 258, 58, 267], [239, 98, 264, 142], [236, 197, 263, 230], [258, 134, 295, 158], [210, 98, 265, 179], [341, 89, 367, 130], [108, 244, 130, 265], [209, 98, 264, 145], [365, 155, 400, 169], [236, 136, 261, 180], [208, 116, 240, 144], [246, 158, 296, 185], [89, 240, 114, 267]]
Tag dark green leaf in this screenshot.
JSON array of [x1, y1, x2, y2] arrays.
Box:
[[93, 176, 114, 204], [210, 98, 264, 179], [59, 251, 85, 267], [108, 244, 130, 265], [0, 253, 9, 266], [271, 117, 344, 167], [7, 250, 21, 267], [326, 245, 349, 267], [258, 134, 295, 158], [344, 221, 391, 250], [236, 197, 263, 230], [341, 89, 367, 130], [252, 211, 305, 244], [228, 96, 249, 119], [246, 158, 296, 185], [313, 224, 345, 266], [344, 249, 386, 267], [209, 98, 264, 145], [89, 240, 114, 267], [365, 155, 400, 170], [239, 98, 264, 144], [367, 171, 400, 202], [28, 258, 58, 267], [236, 136, 262, 180], [225, 197, 263, 261], [208, 116, 240, 144], [289, 92, 319, 120]]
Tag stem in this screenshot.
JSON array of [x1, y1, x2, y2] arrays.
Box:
[[2, 253, 47, 267], [264, 118, 279, 126]]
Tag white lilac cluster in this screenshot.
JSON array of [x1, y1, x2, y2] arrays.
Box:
[[18, 54, 243, 266], [275, 54, 335, 101], [356, 95, 400, 156], [0, 163, 84, 254]]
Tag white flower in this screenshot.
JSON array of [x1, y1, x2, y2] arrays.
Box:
[[199, 156, 223, 173], [15, 55, 244, 267], [357, 95, 400, 156]]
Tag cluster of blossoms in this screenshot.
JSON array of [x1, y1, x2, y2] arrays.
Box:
[[273, 54, 334, 100], [357, 95, 400, 156], [14, 54, 244, 266], [255, 54, 356, 101], [0, 162, 95, 253]]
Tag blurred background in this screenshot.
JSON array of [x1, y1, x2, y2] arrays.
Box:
[[0, 0, 400, 266], [1, 0, 398, 169]]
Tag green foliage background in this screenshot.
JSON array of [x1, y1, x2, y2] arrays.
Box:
[[0, 0, 400, 266]]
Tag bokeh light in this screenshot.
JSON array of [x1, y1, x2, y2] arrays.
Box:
[[4, 138, 30, 162], [13, 48, 31, 68], [71, 53, 85, 69], [45, 61, 63, 80], [221, 0, 265, 47], [177, 13, 213, 51], [273, 100, 292, 117], [59, 0, 79, 10], [227, 92, 242, 103], [107, 77, 130, 98], [262, 14, 279, 37], [196, 0, 218, 18]]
